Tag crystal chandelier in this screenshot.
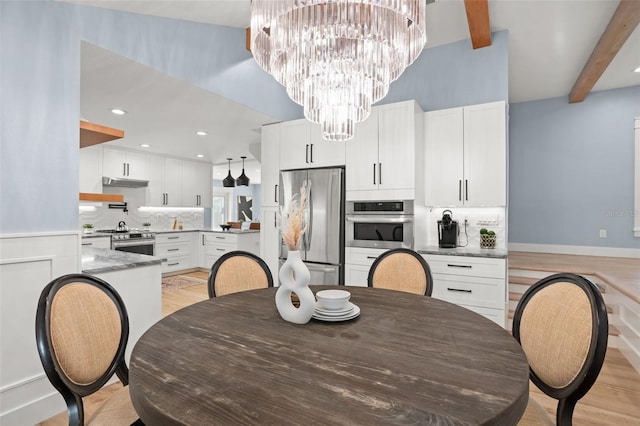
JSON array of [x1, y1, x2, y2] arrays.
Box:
[[250, 0, 427, 141]]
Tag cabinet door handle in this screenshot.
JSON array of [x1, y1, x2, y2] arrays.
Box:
[[168, 262, 180, 266], [458, 180, 462, 201], [168, 248, 180, 252], [274, 212, 277, 228], [373, 163, 376, 185], [465, 179, 468, 201], [166, 193, 169, 205], [123, 163, 127, 176], [274, 184, 278, 203], [202, 235, 205, 245], [447, 288, 472, 293], [378, 163, 382, 185], [127, 163, 130, 176], [447, 264, 472, 269], [366, 256, 378, 259], [310, 143, 313, 163]]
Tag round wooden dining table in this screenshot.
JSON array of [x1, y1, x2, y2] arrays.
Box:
[[129, 286, 529, 425]]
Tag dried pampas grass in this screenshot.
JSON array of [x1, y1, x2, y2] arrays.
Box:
[[281, 186, 308, 251]]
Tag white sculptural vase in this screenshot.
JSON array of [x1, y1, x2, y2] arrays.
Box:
[[276, 250, 315, 324]]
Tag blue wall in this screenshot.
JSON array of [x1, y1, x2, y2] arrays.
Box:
[[509, 85, 640, 248], [383, 30, 509, 111]]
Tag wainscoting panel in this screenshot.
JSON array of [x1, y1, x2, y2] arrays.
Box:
[[0, 232, 80, 424]]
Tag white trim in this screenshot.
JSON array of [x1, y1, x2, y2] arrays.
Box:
[[634, 117, 639, 238], [0, 373, 46, 393], [508, 243, 640, 259], [0, 230, 80, 239]]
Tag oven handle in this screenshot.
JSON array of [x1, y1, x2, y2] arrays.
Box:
[[345, 215, 413, 224], [112, 240, 155, 248]]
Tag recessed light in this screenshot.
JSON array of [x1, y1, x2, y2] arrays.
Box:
[[111, 108, 127, 115], [634, 66, 640, 73], [196, 131, 208, 136], [140, 144, 150, 148], [196, 154, 204, 158]]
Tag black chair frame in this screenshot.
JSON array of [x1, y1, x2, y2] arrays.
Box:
[[36, 273, 131, 426], [208, 250, 274, 298], [512, 273, 608, 426], [367, 248, 434, 296]]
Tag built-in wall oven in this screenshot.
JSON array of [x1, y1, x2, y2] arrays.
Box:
[[345, 201, 414, 249]]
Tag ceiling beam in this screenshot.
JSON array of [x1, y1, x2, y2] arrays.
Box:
[[569, 0, 640, 103], [464, 0, 492, 49]]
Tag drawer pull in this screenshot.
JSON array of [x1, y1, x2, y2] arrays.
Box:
[[447, 288, 472, 293], [168, 262, 180, 266], [168, 236, 179, 240], [366, 256, 378, 259], [167, 248, 180, 252], [215, 236, 226, 239], [447, 264, 472, 269], [82, 243, 92, 246], [216, 248, 225, 251]]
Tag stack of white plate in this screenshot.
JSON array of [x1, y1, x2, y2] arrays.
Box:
[[312, 302, 361, 322]]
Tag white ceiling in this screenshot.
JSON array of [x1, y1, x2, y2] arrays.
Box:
[[76, 0, 640, 166]]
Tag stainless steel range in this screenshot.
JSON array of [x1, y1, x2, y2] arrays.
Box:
[[96, 229, 156, 256]]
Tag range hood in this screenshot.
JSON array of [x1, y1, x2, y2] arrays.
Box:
[[102, 176, 149, 188]]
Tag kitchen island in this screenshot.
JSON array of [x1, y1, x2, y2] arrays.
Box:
[[82, 247, 163, 362]]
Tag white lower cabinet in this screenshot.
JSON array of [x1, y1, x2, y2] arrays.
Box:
[[344, 247, 387, 287], [422, 254, 507, 327], [156, 232, 197, 273], [81, 236, 111, 249], [199, 232, 260, 270]]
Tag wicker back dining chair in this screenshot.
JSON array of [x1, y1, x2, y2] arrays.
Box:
[[513, 273, 608, 426], [208, 251, 274, 298], [35, 273, 142, 426], [367, 248, 433, 296]]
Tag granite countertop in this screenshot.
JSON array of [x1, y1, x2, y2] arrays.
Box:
[[153, 228, 260, 234], [81, 247, 165, 274], [418, 246, 508, 259], [80, 232, 112, 239]]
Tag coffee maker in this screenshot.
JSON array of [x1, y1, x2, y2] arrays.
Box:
[[438, 210, 458, 248]]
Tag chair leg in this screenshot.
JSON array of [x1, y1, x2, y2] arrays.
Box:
[[65, 393, 84, 426], [556, 397, 577, 426]]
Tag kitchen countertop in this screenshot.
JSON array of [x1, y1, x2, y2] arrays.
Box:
[[81, 247, 164, 274], [153, 228, 260, 234], [418, 246, 508, 259], [80, 232, 112, 239]]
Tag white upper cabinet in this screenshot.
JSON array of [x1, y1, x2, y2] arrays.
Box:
[[345, 109, 379, 192], [103, 148, 147, 180], [346, 100, 422, 200], [424, 101, 506, 207], [279, 119, 345, 170], [260, 123, 281, 207], [147, 156, 182, 207], [79, 145, 103, 193], [181, 161, 212, 208]]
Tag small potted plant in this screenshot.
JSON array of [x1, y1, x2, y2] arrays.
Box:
[[83, 223, 94, 235], [143, 222, 151, 230], [480, 228, 496, 249]]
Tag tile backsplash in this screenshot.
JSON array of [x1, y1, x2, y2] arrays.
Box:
[[79, 187, 205, 231], [417, 207, 507, 249]]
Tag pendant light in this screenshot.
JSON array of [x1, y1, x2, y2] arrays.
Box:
[[223, 158, 235, 187], [236, 156, 250, 186]]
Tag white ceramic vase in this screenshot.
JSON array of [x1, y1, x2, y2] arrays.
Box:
[[276, 250, 315, 324]]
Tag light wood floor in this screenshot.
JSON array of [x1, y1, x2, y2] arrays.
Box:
[[39, 271, 640, 425]]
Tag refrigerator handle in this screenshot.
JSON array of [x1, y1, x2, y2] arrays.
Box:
[[305, 185, 313, 252]]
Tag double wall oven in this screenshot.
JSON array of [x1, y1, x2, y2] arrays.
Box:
[[97, 230, 156, 256], [345, 200, 414, 249]]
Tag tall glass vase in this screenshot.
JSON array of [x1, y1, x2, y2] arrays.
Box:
[[276, 250, 315, 324]]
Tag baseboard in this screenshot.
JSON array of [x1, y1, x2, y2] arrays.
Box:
[[508, 243, 640, 259], [162, 267, 200, 278]]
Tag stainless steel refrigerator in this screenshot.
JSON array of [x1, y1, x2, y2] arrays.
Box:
[[279, 167, 344, 285]]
